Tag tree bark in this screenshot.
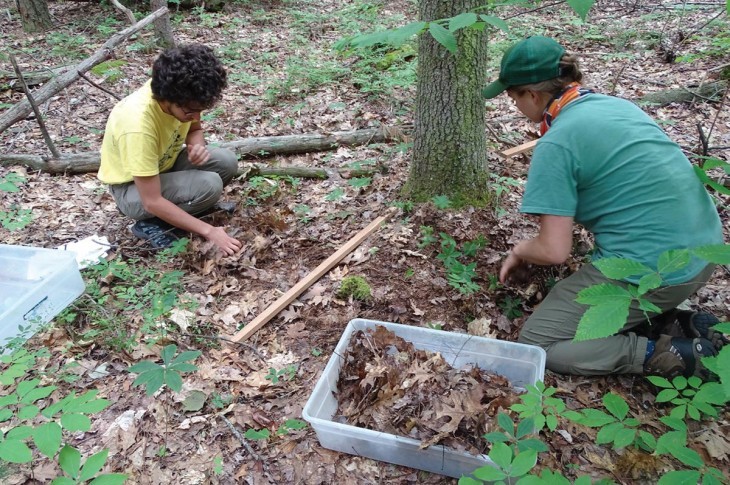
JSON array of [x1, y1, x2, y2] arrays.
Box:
[[150, 0, 175, 48], [0, 7, 168, 135], [15, 0, 53, 33], [406, 0, 490, 205], [0, 127, 407, 173]]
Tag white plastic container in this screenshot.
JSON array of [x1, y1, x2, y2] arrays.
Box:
[[0, 244, 85, 352], [302, 318, 546, 479]]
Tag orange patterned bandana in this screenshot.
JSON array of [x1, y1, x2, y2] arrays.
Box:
[[540, 82, 595, 135]]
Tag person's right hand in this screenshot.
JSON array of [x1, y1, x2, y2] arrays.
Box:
[[205, 226, 242, 255]]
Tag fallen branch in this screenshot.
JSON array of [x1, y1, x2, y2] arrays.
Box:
[[0, 126, 407, 173], [0, 7, 168, 134], [639, 80, 728, 106], [230, 211, 393, 342], [221, 415, 261, 461]]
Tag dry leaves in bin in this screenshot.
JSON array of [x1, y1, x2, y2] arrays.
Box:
[[335, 325, 523, 455]]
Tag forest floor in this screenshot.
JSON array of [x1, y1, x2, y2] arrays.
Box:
[[1, 0, 730, 483]]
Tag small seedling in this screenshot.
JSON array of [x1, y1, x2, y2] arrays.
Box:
[[431, 195, 452, 209], [128, 344, 201, 396]]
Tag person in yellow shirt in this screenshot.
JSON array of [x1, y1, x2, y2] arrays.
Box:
[[98, 44, 241, 255]]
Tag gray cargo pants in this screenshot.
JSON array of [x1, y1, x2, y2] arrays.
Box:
[[108, 147, 238, 221], [518, 262, 716, 375]]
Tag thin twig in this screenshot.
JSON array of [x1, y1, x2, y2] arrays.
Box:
[[221, 415, 261, 461], [704, 85, 729, 148], [174, 331, 266, 362], [697, 123, 709, 156], [78, 71, 121, 101], [9, 54, 61, 158]]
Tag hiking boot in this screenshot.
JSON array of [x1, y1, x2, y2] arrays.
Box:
[[644, 334, 717, 380], [130, 218, 179, 249], [652, 310, 727, 351], [214, 200, 237, 214]]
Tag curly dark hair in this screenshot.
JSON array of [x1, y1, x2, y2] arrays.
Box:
[[151, 44, 227, 109]]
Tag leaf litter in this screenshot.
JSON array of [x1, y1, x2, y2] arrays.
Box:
[[336, 325, 520, 455]]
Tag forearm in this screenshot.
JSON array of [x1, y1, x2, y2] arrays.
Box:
[[186, 124, 205, 146], [144, 197, 213, 238], [512, 236, 569, 266]]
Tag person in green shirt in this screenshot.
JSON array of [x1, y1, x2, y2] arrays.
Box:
[[99, 44, 241, 255], [483, 36, 726, 379]]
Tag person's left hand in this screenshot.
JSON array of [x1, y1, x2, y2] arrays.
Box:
[[187, 144, 211, 166]]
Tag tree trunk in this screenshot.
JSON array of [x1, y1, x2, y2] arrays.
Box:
[[150, 0, 175, 48], [15, 0, 53, 33], [406, 0, 490, 206]]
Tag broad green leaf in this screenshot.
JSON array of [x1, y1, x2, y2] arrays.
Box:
[[593, 258, 653, 279], [637, 297, 662, 314], [659, 470, 701, 485], [348, 177, 372, 188], [0, 394, 18, 407], [143, 370, 165, 396], [655, 389, 679, 403], [657, 249, 690, 275], [603, 393, 629, 420], [17, 404, 40, 420], [388, 21, 427, 47], [713, 322, 730, 333], [161, 344, 178, 365], [89, 475, 128, 485], [0, 408, 12, 422], [51, 478, 76, 485], [483, 431, 509, 443], [566, 0, 595, 21], [283, 419, 307, 430], [244, 428, 270, 440], [509, 448, 537, 476], [596, 422, 622, 444], [693, 401, 718, 417], [670, 445, 704, 468], [493, 414, 511, 436], [577, 409, 615, 427], [79, 449, 109, 482], [73, 390, 100, 404], [16, 378, 40, 398], [646, 375, 672, 388], [0, 438, 32, 463], [515, 417, 534, 439], [20, 385, 57, 405], [701, 350, 730, 398], [672, 376, 688, 390], [656, 430, 687, 455], [170, 350, 201, 365], [637, 273, 662, 295], [448, 12, 477, 32], [61, 413, 92, 432], [695, 382, 727, 404], [694, 166, 730, 195], [574, 301, 630, 341], [128, 361, 162, 373], [545, 413, 558, 431], [73, 399, 111, 414], [350, 30, 391, 49], [575, 283, 632, 305], [428, 23, 457, 54], [479, 14, 509, 33], [638, 430, 657, 451], [34, 421, 62, 458], [488, 442, 512, 470], [659, 416, 687, 432], [59, 444, 82, 479], [702, 156, 730, 172], [692, 244, 730, 264], [459, 478, 482, 485], [164, 370, 183, 393], [182, 390, 207, 412], [472, 464, 506, 482], [168, 363, 198, 373], [516, 438, 548, 453], [7, 425, 34, 439], [687, 404, 701, 421], [613, 427, 636, 449]]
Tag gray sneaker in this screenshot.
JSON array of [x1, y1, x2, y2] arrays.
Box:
[[644, 334, 717, 380]]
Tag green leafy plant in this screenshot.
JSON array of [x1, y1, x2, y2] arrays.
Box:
[[510, 381, 580, 432], [572, 392, 645, 450], [128, 344, 201, 396], [245, 418, 307, 441], [647, 375, 727, 421], [431, 194, 452, 209], [264, 365, 297, 385], [417, 225, 438, 249], [294, 204, 313, 223], [692, 156, 730, 196], [499, 295, 524, 320], [347, 177, 372, 189], [419, 230, 485, 295], [0, 172, 33, 231], [0, 349, 124, 483], [325, 187, 345, 201], [489, 175, 522, 217]]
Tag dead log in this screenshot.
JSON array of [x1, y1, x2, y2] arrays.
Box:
[[0, 126, 409, 174], [0, 7, 168, 135], [0, 65, 71, 90], [640, 80, 728, 106]]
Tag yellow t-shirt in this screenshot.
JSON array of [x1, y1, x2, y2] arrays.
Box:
[[98, 80, 191, 185]]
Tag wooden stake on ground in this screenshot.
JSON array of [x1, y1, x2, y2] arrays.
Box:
[[499, 139, 538, 158], [230, 212, 392, 342]]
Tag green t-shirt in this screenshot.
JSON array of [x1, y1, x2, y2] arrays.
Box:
[[521, 94, 723, 284], [98, 80, 191, 185]]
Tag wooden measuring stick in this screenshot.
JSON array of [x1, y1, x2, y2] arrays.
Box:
[[499, 139, 538, 158], [230, 213, 391, 342]]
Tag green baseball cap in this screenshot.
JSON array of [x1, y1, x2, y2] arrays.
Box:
[[482, 36, 565, 99]]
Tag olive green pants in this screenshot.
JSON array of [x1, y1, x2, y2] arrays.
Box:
[[109, 147, 238, 221], [518, 263, 716, 375]]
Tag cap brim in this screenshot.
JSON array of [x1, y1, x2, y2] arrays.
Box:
[[482, 79, 508, 99]]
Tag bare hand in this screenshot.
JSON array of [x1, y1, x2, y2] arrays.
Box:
[[499, 252, 526, 285], [187, 144, 211, 166], [205, 226, 242, 256]]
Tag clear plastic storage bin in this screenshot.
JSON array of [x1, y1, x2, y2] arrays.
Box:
[[303, 318, 546, 479], [0, 244, 85, 351]]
